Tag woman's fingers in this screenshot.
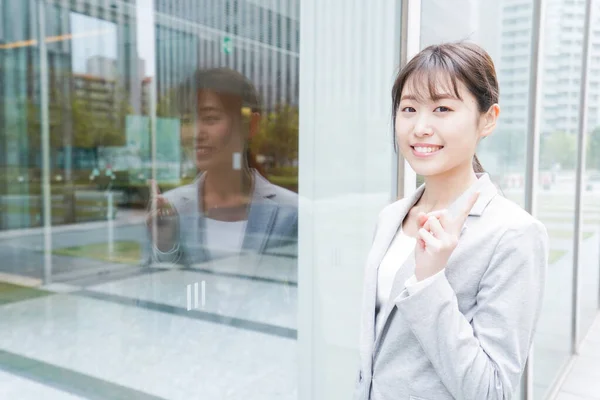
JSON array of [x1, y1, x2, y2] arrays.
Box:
[[418, 228, 441, 252], [426, 209, 449, 228], [417, 212, 429, 227], [427, 216, 446, 238]]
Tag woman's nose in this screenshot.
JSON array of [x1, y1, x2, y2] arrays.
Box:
[[195, 127, 208, 142], [414, 115, 434, 137]]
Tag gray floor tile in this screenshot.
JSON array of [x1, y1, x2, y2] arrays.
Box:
[[570, 355, 600, 380], [561, 372, 600, 399]]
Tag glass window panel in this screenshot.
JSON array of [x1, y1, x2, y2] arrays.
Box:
[[534, 0, 591, 397], [1, 0, 301, 398]]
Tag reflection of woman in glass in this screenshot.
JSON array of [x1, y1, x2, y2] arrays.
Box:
[[354, 43, 548, 400], [147, 68, 298, 265]]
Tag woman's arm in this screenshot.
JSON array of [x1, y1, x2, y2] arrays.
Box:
[[395, 221, 548, 400]]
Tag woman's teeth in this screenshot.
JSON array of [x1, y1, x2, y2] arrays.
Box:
[[413, 146, 441, 153]]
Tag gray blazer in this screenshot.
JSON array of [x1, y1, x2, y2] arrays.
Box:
[[148, 170, 298, 265], [354, 173, 548, 400]]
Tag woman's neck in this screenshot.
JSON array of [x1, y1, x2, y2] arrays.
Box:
[[418, 165, 479, 212], [201, 168, 254, 207]]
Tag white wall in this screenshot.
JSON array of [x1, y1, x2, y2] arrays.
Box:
[[297, 1, 401, 398]]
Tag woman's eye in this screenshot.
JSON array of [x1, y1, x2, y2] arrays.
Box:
[[434, 106, 451, 112], [202, 115, 219, 123], [401, 107, 416, 112]]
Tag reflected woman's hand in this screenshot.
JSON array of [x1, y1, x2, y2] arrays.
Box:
[[146, 179, 179, 252]]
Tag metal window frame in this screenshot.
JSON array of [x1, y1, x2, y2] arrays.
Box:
[[37, 0, 53, 285], [396, 0, 419, 200], [521, 0, 546, 398]]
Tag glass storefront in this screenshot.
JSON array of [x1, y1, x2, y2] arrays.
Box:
[[2, 0, 303, 398], [0, 1, 599, 399]]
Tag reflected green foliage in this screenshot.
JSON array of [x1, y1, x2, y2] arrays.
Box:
[[540, 131, 577, 170], [485, 129, 525, 174], [251, 104, 299, 170], [587, 126, 600, 170], [0, 283, 51, 306], [53, 240, 141, 264], [549, 250, 567, 264], [548, 230, 594, 240], [26, 84, 133, 158]]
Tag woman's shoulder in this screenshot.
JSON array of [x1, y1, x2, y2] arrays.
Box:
[[483, 194, 548, 240]]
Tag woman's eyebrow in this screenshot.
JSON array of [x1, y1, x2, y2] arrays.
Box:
[[400, 93, 459, 102], [199, 106, 221, 113], [430, 93, 460, 101]]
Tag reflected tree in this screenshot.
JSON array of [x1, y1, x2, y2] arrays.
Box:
[[540, 131, 577, 170], [26, 82, 132, 223], [587, 126, 600, 171], [251, 104, 299, 170]]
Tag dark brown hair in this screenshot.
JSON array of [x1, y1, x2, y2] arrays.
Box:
[[194, 67, 266, 177], [392, 42, 499, 173]]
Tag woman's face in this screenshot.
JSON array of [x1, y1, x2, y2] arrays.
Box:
[[195, 90, 244, 172], [395, 75, 497, 178]]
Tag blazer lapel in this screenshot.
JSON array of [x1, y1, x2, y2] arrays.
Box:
[[175, 175, 209, 264], [241, 172, 278, 253]]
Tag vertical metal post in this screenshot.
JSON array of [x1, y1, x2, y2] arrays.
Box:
[[37, 0, 52, 285], [148, 2, 158, 260], [522, 0, 546, 398], [107, 190, 114, 258], [572, 0, 594, 353], [395, 0, 409, 201], [396, 0, 420, 201]]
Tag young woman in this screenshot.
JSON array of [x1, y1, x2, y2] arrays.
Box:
[[146, 68, 298, 266], [354, 42, 548, 400]]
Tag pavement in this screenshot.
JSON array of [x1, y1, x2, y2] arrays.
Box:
[[554, 314, 600, 400]]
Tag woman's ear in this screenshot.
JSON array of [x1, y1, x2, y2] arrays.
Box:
[[248, 112, 261, 139], [480, 104, 500, 139]]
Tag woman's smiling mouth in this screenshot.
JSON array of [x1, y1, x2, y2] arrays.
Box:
[[411, 144, 444, 157]]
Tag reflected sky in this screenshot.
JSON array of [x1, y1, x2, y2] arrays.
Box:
[[69, 0, 155, 77], [69, 12, 117, 73]]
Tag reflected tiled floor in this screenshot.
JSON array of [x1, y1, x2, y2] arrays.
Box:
[[0, 253, 298, 400], [0, 369, 85, 400], [87, 268, 297, 329]]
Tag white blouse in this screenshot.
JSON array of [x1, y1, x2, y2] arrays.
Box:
[[204, 218, 248, 257], [375, 225, 444, 334]]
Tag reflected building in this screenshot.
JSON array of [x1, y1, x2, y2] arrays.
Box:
[[499, 0, 600, 136], [154, 0, 300, 111], [0, 0, 144, 229], [86, 55, 118, 80]]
